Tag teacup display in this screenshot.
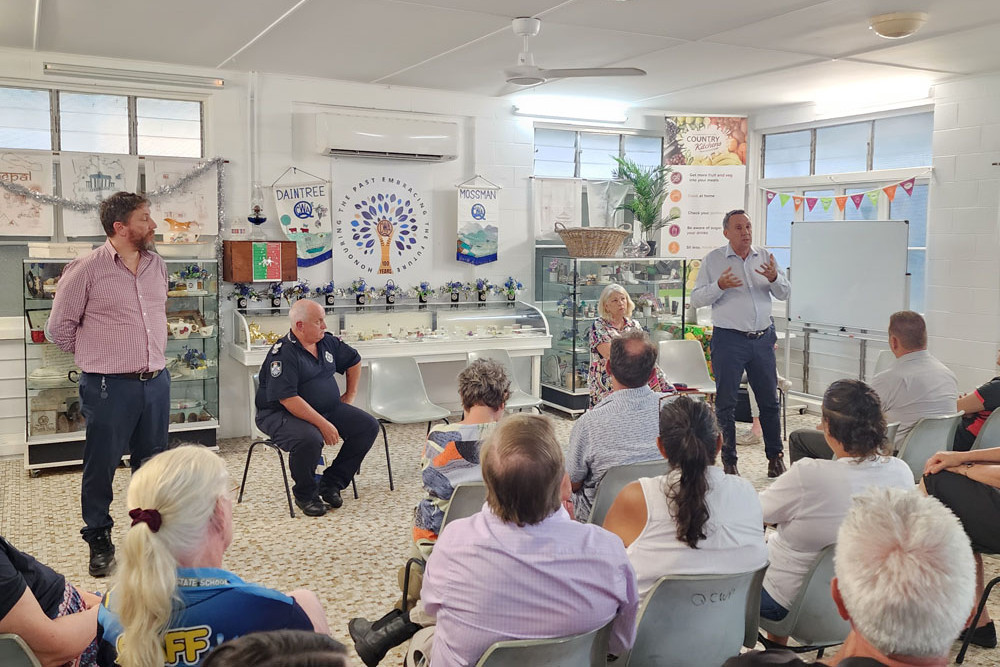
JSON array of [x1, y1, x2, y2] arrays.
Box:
[[168, 320, 193, 339], [197, 325, 215, 337]]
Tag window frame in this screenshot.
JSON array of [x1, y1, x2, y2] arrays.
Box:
[[532, 123, 663, 178]]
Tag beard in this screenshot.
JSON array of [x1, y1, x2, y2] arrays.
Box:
[[128, 228, 156, 252]]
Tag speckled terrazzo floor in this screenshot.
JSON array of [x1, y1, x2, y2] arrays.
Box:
[[1, 408, 998, 666]]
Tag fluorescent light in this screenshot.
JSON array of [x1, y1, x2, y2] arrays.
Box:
[[42, 62, 225, 89], [512, 96, 628, 124]]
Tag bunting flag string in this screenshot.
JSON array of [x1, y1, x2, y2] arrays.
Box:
[[764, 175, 921, 213]]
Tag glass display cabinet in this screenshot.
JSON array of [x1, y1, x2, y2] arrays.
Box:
[[22, 258, 220, 473], [537, 255, 693, 415]]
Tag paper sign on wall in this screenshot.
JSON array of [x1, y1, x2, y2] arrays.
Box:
[[0, 152, 53, 236], [252, 242, 283, 281]]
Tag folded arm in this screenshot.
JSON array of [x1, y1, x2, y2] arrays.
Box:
[[0, 587, 98, 667]]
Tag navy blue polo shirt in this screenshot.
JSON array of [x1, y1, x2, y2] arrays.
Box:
[[255, 331, 361, 415]]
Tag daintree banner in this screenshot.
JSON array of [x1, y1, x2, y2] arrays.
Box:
[[273, 180, 333, 267], [662, 115, 748, 258], [456, 183, 500, 265]]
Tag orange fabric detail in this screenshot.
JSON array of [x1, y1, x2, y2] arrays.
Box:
[[413, 526, 439, 543], [432, 441, 464, 467]]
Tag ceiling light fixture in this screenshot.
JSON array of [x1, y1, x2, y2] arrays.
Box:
[[42, 62, 225, 89], [868, 12, 928, 39], [512, 97, 628, 124]]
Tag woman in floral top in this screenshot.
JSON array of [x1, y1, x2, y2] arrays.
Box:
[[588, 284, 671, 407]]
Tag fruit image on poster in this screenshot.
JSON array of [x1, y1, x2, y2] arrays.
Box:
[[662, 116, 748, 258]]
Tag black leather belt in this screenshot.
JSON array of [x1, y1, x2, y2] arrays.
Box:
[[107, 370, 163, 381], [719, 327, 770, 340]]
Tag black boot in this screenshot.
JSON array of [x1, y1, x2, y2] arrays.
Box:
[[348, 608, 422, 667], [88, 529, 115, 578]]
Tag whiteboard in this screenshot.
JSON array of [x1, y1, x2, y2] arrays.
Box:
[[788, 220, 908, 332]]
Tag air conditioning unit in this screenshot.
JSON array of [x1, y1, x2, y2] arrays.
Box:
[[315, 110, 459, 162]]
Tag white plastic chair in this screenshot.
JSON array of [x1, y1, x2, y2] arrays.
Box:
[[885, 422, 900, 451], [475, 621, 611, 667], [467, 349, 542, 412], [0, 634, 41, 667], [368, 357, 451, 490], [587, 459, 669, 525], [658, 340, 716, 396], [972, 410, 1000, 450], [873, 349, 895, 375], [621, 565, 768, 667], [758, 544, 850, 656], [895, 412, 963, 482]]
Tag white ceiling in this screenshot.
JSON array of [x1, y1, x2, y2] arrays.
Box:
[[5, 0, 1000, 113]]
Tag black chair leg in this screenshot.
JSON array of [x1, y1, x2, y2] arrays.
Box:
[[350, 477, 358, 499], [780, 388, 787, 441], [238, 441, 262, 504], [275, 446, 295, 519], [402, 557, 426, 613], [957, 574, 1000, 663], [379, 420, 394, 491]]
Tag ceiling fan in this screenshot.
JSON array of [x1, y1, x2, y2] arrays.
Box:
[[505, 17, 647, 86]]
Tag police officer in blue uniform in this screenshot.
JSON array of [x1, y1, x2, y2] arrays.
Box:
[[255, 300, 378, 517]]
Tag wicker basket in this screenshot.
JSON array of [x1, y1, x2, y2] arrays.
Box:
[[554, 223, 630, 258]]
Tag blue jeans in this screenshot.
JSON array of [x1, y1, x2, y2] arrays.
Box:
[[710, 325, 783, 465], [760, 586, 790, 621]]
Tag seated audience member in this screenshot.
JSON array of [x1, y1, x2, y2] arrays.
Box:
[[202, 630, 348, 667], [569, 330, 671, 520], [348, 360, 510, 666], [953, 348, 1000, 451], [414, 414, 639, 667], [726, 486, 975, 666], [603, 395, 767, 598], [255, 299, 378, 517], [789, 311, 958, 462], [923, 445, 1000, 649], [0, 535, 99, 667], [759, 380, 913, 630], [97, 446, 327, 667]]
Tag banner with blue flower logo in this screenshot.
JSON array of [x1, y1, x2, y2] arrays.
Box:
[[456, 181, 499, 265]]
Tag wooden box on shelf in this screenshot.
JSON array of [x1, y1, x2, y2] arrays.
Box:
[[222, 241, 297, 283]]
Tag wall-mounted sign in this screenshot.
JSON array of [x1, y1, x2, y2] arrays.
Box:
[[456, 180, 500, 265], [273, 180, 332, 267]]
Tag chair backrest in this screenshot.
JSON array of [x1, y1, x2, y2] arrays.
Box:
[[895, 412, 963, 482], [658, 340, 714, 391], [885, 422, 900, 449], [475, 621, 611, 667], [972, 409, 1000, 451], [873, 349, 895, 375], [0, 634, 42, 667], [759, 544, 850, 646], [249, 373, 268, 440], [623, 565, 768, 667], [587, 459, 670, 525], [467, 349, 525, 394], [368, 356, 433, 416], [441, 482, 487, 530]]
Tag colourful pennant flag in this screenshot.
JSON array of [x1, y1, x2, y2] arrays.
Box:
[[766, 190, 776, 204], [901, 177, 915, 196], [820, 197, 833, 211], [866, 190, 879, 206], [835, 196, 847, 211], [850, 193, 865, 209], [806, 197, 818, 211], [882, 185, 897, 202], [793, 196, 803, 212], [779, 193, 790, 207]]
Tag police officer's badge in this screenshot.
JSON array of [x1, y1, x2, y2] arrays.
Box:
[[270, 360, 282, 377], [324, 351, 333, 363], [271, 342, 283, 354]]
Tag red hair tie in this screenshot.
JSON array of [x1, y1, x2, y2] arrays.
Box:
[[129, 508, 162, 533]]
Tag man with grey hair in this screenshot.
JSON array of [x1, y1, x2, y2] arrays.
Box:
[[568, 330, 670, 520], [726, 486, 975, 666], [255, 299, 377, 516]]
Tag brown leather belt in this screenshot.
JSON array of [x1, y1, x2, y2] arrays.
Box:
[[107, 370, 163, 381]]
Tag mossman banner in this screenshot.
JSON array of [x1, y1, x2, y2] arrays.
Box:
[[457, 184, 500, 265]]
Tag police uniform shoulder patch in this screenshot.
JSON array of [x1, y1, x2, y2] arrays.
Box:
[[270, 360, 282, 377], [324, 350, 333, 363], [271, 342, 282, 354]]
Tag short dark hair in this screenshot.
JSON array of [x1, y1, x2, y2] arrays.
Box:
[[201, 630, 348, 667], [458, 359, 511, 411], [822, 379, 887, 458], [888, 311, 927, 350], [722, 209, 747, 229], [481, 414, 563, 526], [608, 330, 657, 388], [99, 191, 149, 237]]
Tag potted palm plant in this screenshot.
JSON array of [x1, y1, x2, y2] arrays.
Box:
[[612, 156, 680, 256]]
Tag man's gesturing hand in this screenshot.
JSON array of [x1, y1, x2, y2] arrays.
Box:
[[718, 267, 743, 290], [755, 254, 778, 283]]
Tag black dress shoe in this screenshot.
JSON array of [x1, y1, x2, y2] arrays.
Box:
[[294, 496, 327, 517], [960, 621, 997, 648], [723, 462, 740, 476], [88, 530, 115, 578], [319, 485, 343, 509], [349, 609, 422, 667], [768, 456, 787, 478]]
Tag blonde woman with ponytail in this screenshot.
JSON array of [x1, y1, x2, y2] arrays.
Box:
[[96, 446, 327, 667], [603, 395, 767, 598]]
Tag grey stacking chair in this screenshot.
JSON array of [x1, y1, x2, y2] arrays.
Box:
[[467, 349, 542, 412], [475, 620, 611, 667], [895, 412, 963, 482], [885, 421, 900, 450], [587, 459, 669, 526], [972, 410, 1000, 450], [658, 340, 716, 396], [0, 634, 41, 667], [873, 349, 895, 375], [621, 564, 768, 667], [368, 357, 451, 490], [758, 544, 849, 657]]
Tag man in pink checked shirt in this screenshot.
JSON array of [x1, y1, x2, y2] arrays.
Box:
[[48, 192, 169, 578]]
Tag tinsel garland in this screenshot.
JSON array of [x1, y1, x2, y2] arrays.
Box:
[[0, 156, 226, 212]]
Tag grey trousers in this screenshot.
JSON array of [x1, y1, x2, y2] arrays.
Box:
[[788, 428, 834, 462]]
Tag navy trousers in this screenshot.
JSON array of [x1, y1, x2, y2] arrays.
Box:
[[79, 371, 170, 542], [710, 326, 783, 465], [256, 402, 378, 502]]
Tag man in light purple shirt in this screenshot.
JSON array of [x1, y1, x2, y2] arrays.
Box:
[[48, 192, 169, 578], [416, 413, 639, 667]]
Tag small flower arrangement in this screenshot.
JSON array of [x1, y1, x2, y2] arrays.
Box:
[[180, 345, 208, 371], [497, 277, 523, 299], [176, 264, 210, 281], [548, 258, 560, 273], [412, 281, 434, 301], [556, 296, 575, 317], [350, 277, 373, 305], [441, 280, 464, 295], [265, 282, 284, 299], [313, 281, 336, 297], [474, 277, 494, 293], [283, 280, 310, 304], [227, 283, 261, 303], [380, 281, 402, 302], [635, 292, 658, 312]]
